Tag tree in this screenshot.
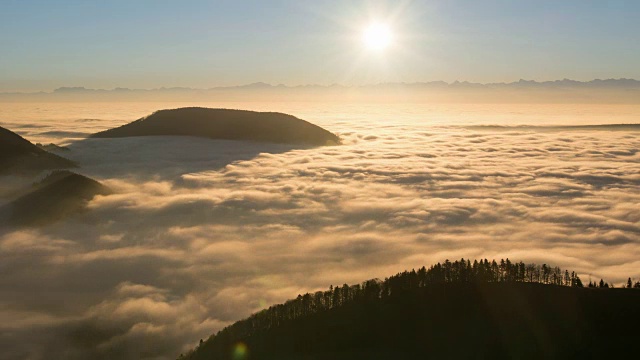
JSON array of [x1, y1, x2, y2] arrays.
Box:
[[542, 264, 550, 284], [187, 257, 640, 359], [332, 285, 342, 307], [570, 272, 583, 288]]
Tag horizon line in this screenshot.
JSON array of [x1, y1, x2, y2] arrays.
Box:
[[2, 78, 640, 95]]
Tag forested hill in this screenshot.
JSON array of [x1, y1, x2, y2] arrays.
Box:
[[181, 259, 640, 360]]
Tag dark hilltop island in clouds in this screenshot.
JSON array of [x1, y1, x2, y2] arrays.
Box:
[[0, 125, 111, 227], [1, 108, 339, 227], [3, 170, 111, 227], [91, 107, 341, 146], [0, 125, 76, 175], [182, 259, 640, 360]]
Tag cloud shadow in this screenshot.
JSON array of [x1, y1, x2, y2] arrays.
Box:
[[62, 136, 303, 183]]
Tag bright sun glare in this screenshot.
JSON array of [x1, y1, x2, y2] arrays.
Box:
[[363, 23, 392, 51]]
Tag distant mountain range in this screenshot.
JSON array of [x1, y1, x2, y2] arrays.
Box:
[[2, 78, 640, 95], [3, 79, 638, 104]]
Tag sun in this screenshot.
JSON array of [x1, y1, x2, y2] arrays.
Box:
[[362, 23, 392, 51]]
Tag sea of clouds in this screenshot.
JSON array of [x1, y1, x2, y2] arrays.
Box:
[[0, 102, 639, 359]]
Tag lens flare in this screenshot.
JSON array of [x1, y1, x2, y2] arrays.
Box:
[[233, 342, 248, 360]]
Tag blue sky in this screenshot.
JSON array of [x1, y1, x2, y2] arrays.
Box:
[[1, 0, 639, 91]]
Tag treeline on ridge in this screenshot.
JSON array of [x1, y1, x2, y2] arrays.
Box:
[[181, 258, 640, 359]]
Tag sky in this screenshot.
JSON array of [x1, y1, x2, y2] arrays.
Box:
[[1, 0, 639, 91]]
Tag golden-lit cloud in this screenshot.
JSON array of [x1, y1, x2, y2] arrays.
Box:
[[0, 104, 639, 359]]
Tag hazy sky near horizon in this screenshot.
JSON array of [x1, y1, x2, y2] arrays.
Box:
[[1, 0, 639, 91]]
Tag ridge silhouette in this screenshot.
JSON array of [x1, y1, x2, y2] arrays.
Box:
[[0, 125, 76, 175], [91, 107, 340, 146], [181, 258, 640, 360], [0, 170, 111, 228]]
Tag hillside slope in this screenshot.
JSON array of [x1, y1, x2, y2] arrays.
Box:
[[183, 260, 640, 360], [0, 125, 76, 175], [5, 170, 111, 226], [91, 107, 340, 146]]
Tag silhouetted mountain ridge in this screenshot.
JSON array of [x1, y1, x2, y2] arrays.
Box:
[[0, 125, 76, 175], [3, 170, 111, 227], [181, 258, 640, 360], [7, 78, 640, 94], [91, 107, 340, 146]]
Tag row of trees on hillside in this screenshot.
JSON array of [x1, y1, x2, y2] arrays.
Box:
[[588, 278, 640, 289], [203, 258, 600, 347]]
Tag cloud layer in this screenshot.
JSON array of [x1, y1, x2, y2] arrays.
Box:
[[1, 103, 639, 359]]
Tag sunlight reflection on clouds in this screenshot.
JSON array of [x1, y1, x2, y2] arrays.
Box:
[[0, 103, 639, 359]]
